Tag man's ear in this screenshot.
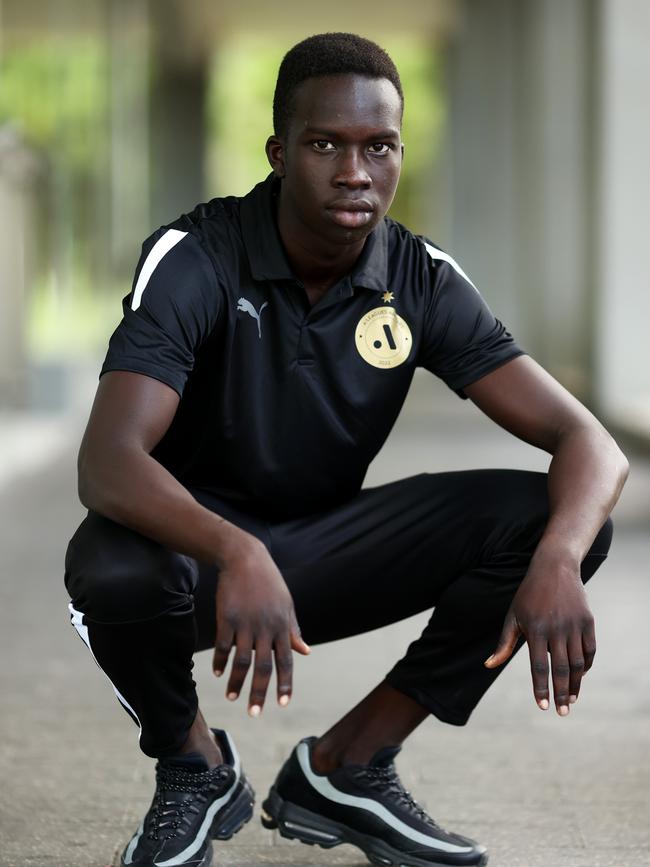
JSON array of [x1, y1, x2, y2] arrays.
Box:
[[265, 136, 286, 178]]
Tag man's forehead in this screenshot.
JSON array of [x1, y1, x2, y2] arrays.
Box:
[[292, 73, 402, 128]]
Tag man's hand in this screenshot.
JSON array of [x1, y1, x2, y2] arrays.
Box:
[[212, 532, 310, 717], [78, 371, 311, 716], [464, 356, 627, 716], [484, 551, 595, 715]]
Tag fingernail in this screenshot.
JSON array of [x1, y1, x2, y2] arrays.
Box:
[[559, 705, 569, 716], [249, 704, 261, 717], [569, 694, 577, 704], [214, 669, 222, 677], [539, 699, 549, 710], [484, 655, 495, 665], [279, 694, 290, 707], [227, 692, 238, 701]]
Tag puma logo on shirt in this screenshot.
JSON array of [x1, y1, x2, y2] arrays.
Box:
[[237, 297, 269, 338]]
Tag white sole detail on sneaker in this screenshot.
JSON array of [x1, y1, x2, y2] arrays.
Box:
[[121, 730, 244, 866], [153, 777, 238, 866], [221, 730, 242, 783], [122, 820, 145, 865], [283, 821, 340, 843], [295, 742, 473, 856]]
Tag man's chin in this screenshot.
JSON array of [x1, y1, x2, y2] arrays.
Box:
[[325, 215, 381, 245]]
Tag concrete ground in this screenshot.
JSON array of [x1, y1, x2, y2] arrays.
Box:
[[1, 372, 649, 867]]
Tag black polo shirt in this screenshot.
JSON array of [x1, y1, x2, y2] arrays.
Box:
[[102, 174, 524, 518]]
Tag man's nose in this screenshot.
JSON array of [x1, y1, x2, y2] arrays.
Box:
[[333, 150, 371, 188]]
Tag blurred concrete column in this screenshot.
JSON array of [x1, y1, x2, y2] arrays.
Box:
[[594, 0, 650, 436], [107, 0, 151, 273], [148, 0, 211, 228], [446, 0, 594, 397], [0, 126, 43, 408], [442, 0, 520, 337]]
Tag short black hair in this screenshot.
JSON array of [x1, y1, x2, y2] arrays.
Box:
[[273, 32, 404, 138]]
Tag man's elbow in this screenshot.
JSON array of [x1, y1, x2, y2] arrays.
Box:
[[597, 425, 630, 492], [77, 446, 104, 513], [77, 470, 98, 512], [614, 442, 630, 487], [565, 420, 630, 493], [76, 441, 122, 517]]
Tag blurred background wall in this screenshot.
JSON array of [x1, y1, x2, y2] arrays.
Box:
[[0, 0, 648, 441]]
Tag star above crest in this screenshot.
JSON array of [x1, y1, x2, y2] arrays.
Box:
[[382, 291, 395, 304]]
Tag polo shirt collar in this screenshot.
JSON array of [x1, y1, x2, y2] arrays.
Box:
[[348, 218, 388, 294], [240, 174, 389, 294]]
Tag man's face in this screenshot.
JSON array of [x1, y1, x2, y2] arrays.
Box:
[[267, 74, 403, 246]]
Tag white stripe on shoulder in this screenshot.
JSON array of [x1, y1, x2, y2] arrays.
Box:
[[423, 241, 478, 292], [131, 229, 189, 311]]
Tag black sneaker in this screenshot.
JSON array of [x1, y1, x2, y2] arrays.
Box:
[[120, 728, 254, 867], [261, 736, 487, 867]]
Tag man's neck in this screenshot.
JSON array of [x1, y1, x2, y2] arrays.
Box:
[[276, 196, 367, 300]]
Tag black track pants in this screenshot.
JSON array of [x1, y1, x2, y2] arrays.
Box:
[[64, 470, 613, 757]]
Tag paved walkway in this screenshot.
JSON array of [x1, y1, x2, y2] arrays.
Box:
[[1, 374, 649, 867]]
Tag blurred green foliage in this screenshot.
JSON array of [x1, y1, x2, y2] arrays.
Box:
[[28, 271, 122, 360], [0, 36, 108, 173], [2, 30, 443, 359], [1, 35, 112, 358]]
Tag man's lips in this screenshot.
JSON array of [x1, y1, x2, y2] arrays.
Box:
[[326, 199, 375, 228], [327, 199, 374, 212]]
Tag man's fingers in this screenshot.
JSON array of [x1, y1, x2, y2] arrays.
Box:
[[273, 635, 294, 707], [247, 637, 273, 716], [213, 621, 234, 677], [549, 638, 571, 715], [485, 615, 520, 668], [290, 615, 311, 655], [567, 633, 586, 703], [527, 636, 550, 710], [582, 618, 597, 674], [226, 633, 253, 701]]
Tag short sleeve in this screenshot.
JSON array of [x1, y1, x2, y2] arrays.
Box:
[[101, 229, 222, 396], [418, 241, 525, 398]]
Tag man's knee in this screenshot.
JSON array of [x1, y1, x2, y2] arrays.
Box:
[[445, 469, 549, 554], [64, 511, 197, 624], [476, 472, 614, 572]]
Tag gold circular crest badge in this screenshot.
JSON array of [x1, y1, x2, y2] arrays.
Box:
[[355, 307, 412, 369]]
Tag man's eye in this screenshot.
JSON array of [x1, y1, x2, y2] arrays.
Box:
[[313, 140, 335, 151], [369, 143, 391, 155]]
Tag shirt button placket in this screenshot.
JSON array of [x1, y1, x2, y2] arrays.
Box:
[[296, 318, 314, 366]]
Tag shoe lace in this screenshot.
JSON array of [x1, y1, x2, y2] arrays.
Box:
[[361, 764, 438, 827], [147, 764, 231, 841]]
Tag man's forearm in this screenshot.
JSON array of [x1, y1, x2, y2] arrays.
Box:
[[464, 357, 629, 564], [533, 424, 628, 565], [485, 422, 627, 699], [78, 444, 257, 566]]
